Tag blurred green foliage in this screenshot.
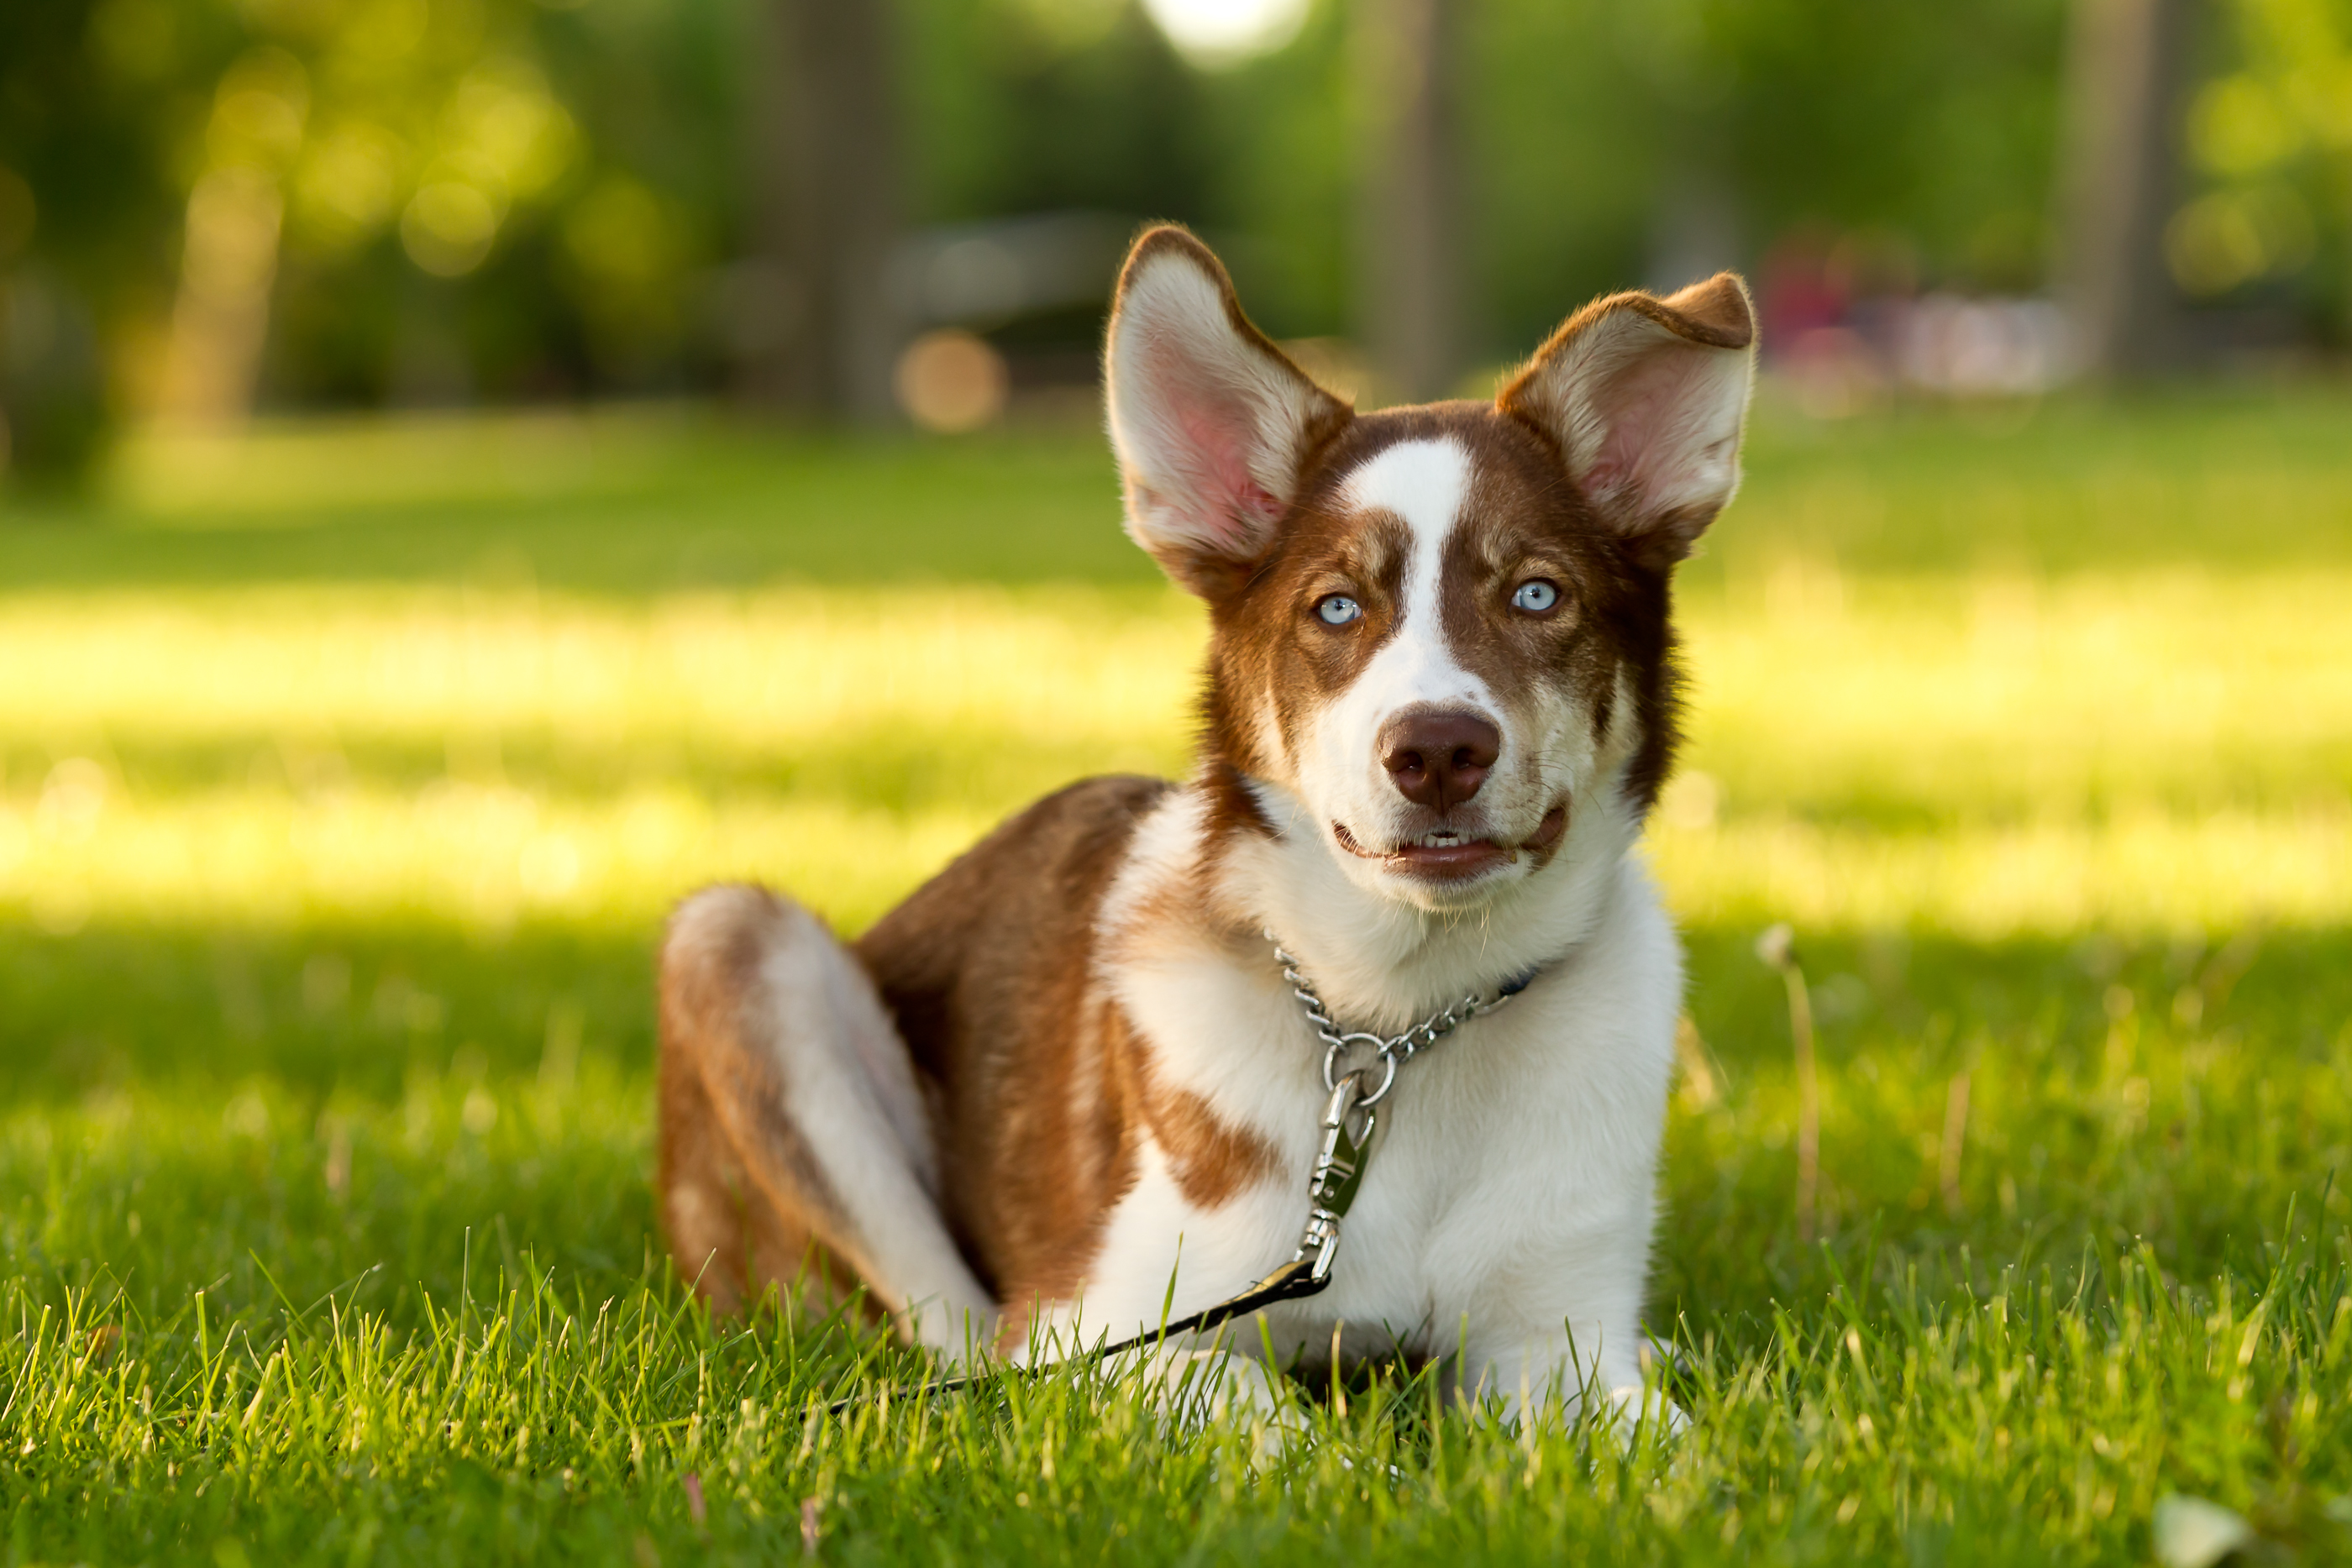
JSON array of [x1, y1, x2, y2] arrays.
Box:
[[2172, 0, 2352, 326], [0, 0, 751, 429], [1, 0, 2349, 485]]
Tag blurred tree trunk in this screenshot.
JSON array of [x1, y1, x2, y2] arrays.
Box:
[[2056, 0, 2198, 376], [1357, 0, 1466, 405], [158, 168, 283, 429], [746, 0, 904, 422]]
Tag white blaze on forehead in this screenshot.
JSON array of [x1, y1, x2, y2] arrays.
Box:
[[1341, 437, 1471, 606], [1299, 436, 1499, 823], [1341, 436, 1484, 705]]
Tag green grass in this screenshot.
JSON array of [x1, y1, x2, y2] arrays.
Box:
[[4, 386, 2351, 1565]]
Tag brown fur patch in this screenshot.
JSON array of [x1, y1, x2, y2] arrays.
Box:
[[1121, 1007, 1282, 1209], [664, 780, 1285, 1335], [857, 777, 1168, 1314]]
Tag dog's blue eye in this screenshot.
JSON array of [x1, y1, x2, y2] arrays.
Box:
[[1316, 595, 1362, 627], [1512, 579, 1560, 614]]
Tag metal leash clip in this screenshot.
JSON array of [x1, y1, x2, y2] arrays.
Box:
[[1270, 931, 1539, 1285], [1294, 1070, 1376, 1281]]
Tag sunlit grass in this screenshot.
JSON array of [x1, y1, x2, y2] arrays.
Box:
[[4, 571, 2346, 938], [5, 395, 2350, 1564], [8, 983, 2350, 1565]]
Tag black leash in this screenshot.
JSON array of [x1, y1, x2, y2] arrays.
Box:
[[823, 1259, 1331, 1415]]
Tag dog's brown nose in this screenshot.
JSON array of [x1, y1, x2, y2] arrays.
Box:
[[1378, 708, 1501, 809]]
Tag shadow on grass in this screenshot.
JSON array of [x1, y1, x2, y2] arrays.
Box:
[[5, 385, 2352, 597], [10, 911, 2344, 1093], [0, 427, 1148, 595]]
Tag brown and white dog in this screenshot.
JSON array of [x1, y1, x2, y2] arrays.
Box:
[[658, 225, 1756, 1424]]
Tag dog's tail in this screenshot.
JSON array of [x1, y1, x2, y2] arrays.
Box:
[[657, 884, 993, 1350]]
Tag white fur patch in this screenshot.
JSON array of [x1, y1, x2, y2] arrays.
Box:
[[1078, 836, 1685, 1427], [1335, 438, 1489, 717], [1339, 436, 1472, 564]]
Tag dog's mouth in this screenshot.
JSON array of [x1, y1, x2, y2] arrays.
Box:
[[1332, 804, 1568, 883]]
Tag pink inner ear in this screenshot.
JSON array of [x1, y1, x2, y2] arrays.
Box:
[[1153, 351, 1283, 550], [1583, 340, 1724, 511]]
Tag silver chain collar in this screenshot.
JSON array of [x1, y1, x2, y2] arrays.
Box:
[[1267, 931, 1537, 1280], [1268, 931, 1530, 1108]]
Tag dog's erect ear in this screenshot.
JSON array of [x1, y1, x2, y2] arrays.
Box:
[[1104, 226, 1350, 599], [1499, 272, 1756, 569]]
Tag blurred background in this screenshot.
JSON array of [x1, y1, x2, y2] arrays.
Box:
[[1, 0, 2348, 478]]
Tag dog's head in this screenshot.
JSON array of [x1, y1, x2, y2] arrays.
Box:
[[1104, 226, 1754, 914]]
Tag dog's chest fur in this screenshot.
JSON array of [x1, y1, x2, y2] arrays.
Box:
[[1093, 784, 1683, 1364]]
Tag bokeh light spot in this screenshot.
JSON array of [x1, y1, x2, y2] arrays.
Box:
[[894, 329, 1011, 433], [402, 181, 500, 277], [1138, 0, 1309, 66]]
